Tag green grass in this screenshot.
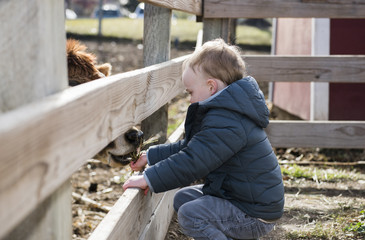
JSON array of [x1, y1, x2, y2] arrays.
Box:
[[66, 18, 144, 39], [281, 164, 363, 182], [344, 210, 365, 235], [171, 19, 203, 42], [236, 25, 271, 46], [65, 18, 271, 46]]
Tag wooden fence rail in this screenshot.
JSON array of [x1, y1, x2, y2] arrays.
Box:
[[140, 0, 202, 15], [204, 0, 365, 18], [0, 56, 186, 239], [140, 0, 365, 18], [267, 121, 365, 149], [245, 55, 365, 83]]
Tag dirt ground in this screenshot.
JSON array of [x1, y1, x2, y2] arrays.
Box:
[[70, 39, 365, 240]]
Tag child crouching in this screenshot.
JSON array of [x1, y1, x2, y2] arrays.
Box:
[[123, 38, 284, 240]]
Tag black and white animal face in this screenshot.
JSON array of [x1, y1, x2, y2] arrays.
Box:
[[95, 127, 144, 167]]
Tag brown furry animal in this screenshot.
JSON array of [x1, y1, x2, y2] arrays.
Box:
[[67, 39, 112, 86], [66, 39, 143, 167]]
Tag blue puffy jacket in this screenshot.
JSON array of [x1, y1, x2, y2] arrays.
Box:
[[145, 76, 284, 220]]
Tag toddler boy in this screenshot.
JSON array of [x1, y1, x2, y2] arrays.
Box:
[[123, 39, 284, 240]]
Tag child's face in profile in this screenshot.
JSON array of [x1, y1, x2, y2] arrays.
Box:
[[182, 66, 213, 103]]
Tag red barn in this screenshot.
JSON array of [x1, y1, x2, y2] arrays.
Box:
[[272, 19, 365, 120]]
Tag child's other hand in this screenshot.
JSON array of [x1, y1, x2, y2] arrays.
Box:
[[131, 152, 148, 171], [122, 175, 149, 195]]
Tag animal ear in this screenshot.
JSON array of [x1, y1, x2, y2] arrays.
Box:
[[97, 63, 112, 77]]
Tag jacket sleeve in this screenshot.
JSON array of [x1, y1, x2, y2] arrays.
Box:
[[147, 139, 186, 165], [145, 109, 247, 193]]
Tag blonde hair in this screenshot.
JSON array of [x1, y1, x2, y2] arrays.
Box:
[[184, 38, 246, 85]]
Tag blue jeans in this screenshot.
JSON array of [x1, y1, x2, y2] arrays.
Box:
[[173, 185, 275, 240]]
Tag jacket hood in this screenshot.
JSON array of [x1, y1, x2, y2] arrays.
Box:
[[199, 76, 269, 128]]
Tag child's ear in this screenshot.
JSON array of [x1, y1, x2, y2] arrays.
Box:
[[207, 79, 218, 95]]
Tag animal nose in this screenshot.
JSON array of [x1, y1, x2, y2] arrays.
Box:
[[124, 128, 144, 147], [69, 80, 81, 86]]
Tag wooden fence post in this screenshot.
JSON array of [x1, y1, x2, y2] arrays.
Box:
[[141, 3, 171, 143], [203, 18, 235, 44], [4, 182, 72, 240], [0, 0, 71, 239]]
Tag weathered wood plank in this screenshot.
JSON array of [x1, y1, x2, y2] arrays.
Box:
[[203, 18, 236, 44], [267, 121, 365, 149], [203, 18, 224, 43], [0, 56, 187, 239], [204, 0, 365, 18], [89, 121, 185, 240], [142, 4, 171, 144], [4, 181, 72, 240], [140, 0, 202, 16], [88, 189, 164, 240], [0, 0, 72, 239], [88, 187, 178, 240], [0, 0, 68, 113], [245, 55, 365, 83], [138, 189, 178, 240]]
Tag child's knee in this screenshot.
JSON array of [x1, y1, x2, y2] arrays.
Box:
[[173, 189, 185, 211], [177, 203, 198, 230], [173, 185, 203, 212]]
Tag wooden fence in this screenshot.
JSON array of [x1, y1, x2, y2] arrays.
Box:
[[1, 0, 365, 239]]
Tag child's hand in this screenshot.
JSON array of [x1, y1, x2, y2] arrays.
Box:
[[122, 175, 149, 195], [130, 152, 148, 172]]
